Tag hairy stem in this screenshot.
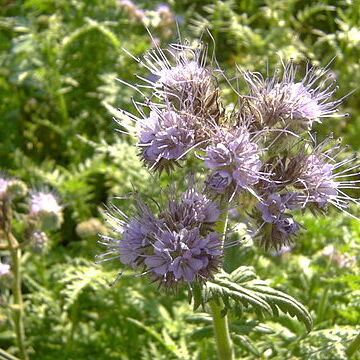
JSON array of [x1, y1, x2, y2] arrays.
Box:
[[209, 299, 234, 360], [209, 212, 234, 360], [346, 332, 360, 358], [0, 347, 22, 360], [4, 204, 29, 360], [9, 246, 28, 360]]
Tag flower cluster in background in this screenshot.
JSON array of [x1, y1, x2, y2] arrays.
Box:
[[0, 175, 62, 255], [118, 1, 176, 38]]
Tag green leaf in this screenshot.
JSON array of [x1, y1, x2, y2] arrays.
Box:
[[232, 334, 261, 356], [200, 267, 312, 332]]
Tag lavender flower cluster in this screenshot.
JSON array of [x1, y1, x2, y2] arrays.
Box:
[[0, 176, 62, 253], [97, 188, 222, 286], [99, 36, 359, 284]]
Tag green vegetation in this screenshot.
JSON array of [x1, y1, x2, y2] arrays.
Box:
[[0, 0, 359, 359]]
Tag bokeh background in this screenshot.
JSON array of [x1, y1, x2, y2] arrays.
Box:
[[0, 0, 360, 359]]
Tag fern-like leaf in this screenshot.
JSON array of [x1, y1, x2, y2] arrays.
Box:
[[192, 267, 312, 332]]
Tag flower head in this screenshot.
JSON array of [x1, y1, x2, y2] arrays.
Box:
[[294, 153, 338, 207], [289, 140, 360, 215], [29, 191, 63, 230], [128, 40, 221, 121], [137, 109, 195, 172], [145, 228, 221, 283], [243, 61, 345, 130], [97, 187, 222, 287], [0, 177, 9, 199], [204, 126, 263, 198], [0, 261, 10, 276], [257, 193, 287, 223], [165, 187, 220, 231], [260, 214, 300, 250]]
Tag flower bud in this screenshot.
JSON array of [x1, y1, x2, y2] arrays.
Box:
[[6, 179, 28, 199], [29, 192, 63, 231], [76, 218, 107, 239], [30, 230, 49, 254]]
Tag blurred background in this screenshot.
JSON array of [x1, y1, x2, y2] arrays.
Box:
[[0, 0, 360, 359]]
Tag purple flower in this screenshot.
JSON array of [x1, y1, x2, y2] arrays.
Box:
[[166, 188, 220, 231], [0, 177, 9, 198], [126, 40, 220, 122], [118, 218, 151, 268], [0, 261, 10, 276], [97, 198, 161, 270], [257, 193, 286, 223], [260, 214, 300, 250], [145, 228, 221, 283], [276, 215, 299, 236], [294, 152, 338, 208], [204, 128, 262, 195], [206, 171, 233, 193], [157, 61, 208, 95], [30, 192, 61, 215], [29, 191, 63, 231], [243, 62, 345, 129], [139, 42, 214, 104], [137, 109, 195, 171], [257, 192, 303, 223], [98, 187, 222, 286]]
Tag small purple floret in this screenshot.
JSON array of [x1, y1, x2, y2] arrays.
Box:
[[137, 110, 194, 164], [145, 228, 221, 282], [204, 129, 262, 194]]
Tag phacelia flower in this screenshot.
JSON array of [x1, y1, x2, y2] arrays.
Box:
[[29, 191, 63, 231], [127, 40, 221, 120], [294, 153, 338, 207], [97, 187, 222, 287], [260, 214, 300, 250], [322, 245, 357, 269], [290, 141, 360, 215], [144, 228, 221, 283], [119, 0, 145, 22], [156, 4, 174, 28], [0, 261, 10, 276], [257, 193, 287, 223], [0, 177, 9, 199], [204, 127, 264, 198], [165, 187, 220, 230], [243, 62, 345, 130], [255, 192, 301, 250], [137, 109, 195, 172]]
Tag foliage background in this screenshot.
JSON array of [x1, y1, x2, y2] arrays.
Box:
[[0, 0, 359, 359]]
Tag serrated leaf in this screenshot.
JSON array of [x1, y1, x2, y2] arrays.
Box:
[[232, 334, 261, 356], [200, 267, 312, 332]]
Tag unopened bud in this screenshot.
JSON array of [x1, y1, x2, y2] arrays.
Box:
[[76, 218, 107, 239], [6, 180, 28, 199], [30, 230, 49, 254]]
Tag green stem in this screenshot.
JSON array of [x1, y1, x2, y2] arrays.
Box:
[[209, 211, 233, 360], [346, 332, 360, 358], [10, 247, 29, 360], [209, 299, 234, 360], [0, 347, 21, 360], [2, 199, 28, 360]]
